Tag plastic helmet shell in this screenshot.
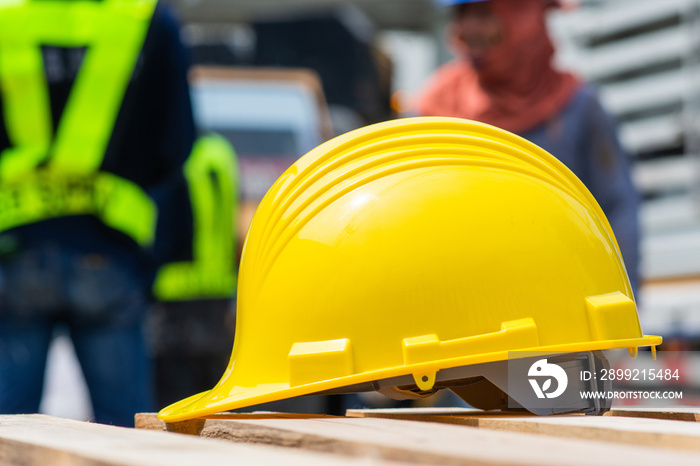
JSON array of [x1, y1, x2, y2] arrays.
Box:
[[159, 117, 660, 422]]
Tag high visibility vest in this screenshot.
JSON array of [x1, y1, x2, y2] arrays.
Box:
[[153, 134, 239, 301], [0, 0, 158, 246]]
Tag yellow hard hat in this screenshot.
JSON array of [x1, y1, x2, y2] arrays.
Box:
[[159, 117, 660, 422]]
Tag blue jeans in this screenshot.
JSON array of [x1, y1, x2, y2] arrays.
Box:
[[0, 244, 154, 426]]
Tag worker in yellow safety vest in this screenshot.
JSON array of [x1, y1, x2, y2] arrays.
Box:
[[0, 0, 196, 427], [150, 133, 240, 408]]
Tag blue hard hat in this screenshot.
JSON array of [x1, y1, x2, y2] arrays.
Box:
[[437, 0, 489, 6], [439, 0, 558, 5]]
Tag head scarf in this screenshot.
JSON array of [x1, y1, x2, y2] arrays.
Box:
[[416, 0, 580, 134]]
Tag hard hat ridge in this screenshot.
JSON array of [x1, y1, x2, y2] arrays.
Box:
[[249, 117, 619, 281]]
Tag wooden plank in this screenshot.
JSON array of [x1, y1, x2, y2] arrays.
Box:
[[138, 412, 700, 465], [346, 406, 700, 423], [609, 406, 700, 422], [346, 407, 700, 451], [346, 407, 526, 421], [0, 414, 402, 466], [135, 411, 336, 435]]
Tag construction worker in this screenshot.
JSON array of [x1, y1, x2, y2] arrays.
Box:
[[417, 0, 641, 295], [0, 0, 196, 426], [150, 133, 239, 408]]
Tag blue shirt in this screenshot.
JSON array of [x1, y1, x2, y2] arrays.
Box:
[[522, 86, 641, 295]]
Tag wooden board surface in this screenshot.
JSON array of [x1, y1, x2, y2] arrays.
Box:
[[138, 412, 700, 465], [346, 407, 700, 451], [0, 414, 406, 466], [345, 406, 700, 424], [609, 406, 700, 422], [135, 411, 336, 435]]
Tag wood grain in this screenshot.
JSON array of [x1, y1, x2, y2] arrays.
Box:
[[135, 411, 335, 435], [346, 407, 700, 451], [139, 412, 700, 465], [609, 406, 700, 422], [0, 414, 401, 466]]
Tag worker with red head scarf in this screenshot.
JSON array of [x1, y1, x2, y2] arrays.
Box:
[[418, 0, 641, 295]]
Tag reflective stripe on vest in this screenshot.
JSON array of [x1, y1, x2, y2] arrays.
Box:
[[153, 134, 239, 300], [0, 0, 158, 246]]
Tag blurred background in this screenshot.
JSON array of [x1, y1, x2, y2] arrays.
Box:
[[39, 0, 700, 419]]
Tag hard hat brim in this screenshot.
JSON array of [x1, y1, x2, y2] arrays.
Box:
[[158, 334, 660, 422]]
